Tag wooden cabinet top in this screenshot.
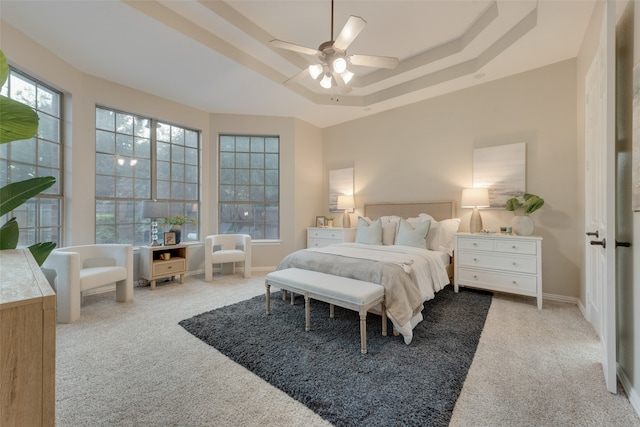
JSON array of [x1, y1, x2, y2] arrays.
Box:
[[0, 249, 56, 310]]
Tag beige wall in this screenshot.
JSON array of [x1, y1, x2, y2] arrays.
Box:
[[323, 59, 581, 299]]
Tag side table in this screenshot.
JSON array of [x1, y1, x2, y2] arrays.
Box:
[[139, 244, 188, 290]]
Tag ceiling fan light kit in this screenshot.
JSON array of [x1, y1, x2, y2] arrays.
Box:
[[270, 0, 398, 93]]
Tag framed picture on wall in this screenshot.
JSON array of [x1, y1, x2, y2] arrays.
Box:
[[473, 142, 526, 208]]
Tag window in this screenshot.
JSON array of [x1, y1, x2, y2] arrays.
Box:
[[95, 107, 200, 246], [219, 134, 279, 239], [0, 68, 63, 248]]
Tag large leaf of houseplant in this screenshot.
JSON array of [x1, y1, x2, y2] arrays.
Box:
[[0, 177, 56, 216], [0, 51, 38, 144]]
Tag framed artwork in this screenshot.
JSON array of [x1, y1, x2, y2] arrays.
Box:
[[633, 60, 640, 211], [473, 142, 526, 208], [315, 216, 326, 228], [164, 232, 177, 245], [329, 167, 354, 212]]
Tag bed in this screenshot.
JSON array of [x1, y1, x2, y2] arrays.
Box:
[[276, 200, 460, 344]]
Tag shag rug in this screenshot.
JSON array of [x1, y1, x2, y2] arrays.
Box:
[[180, 285, 492, 427]]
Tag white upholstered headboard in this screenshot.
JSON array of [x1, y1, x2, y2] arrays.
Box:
[[364, 200, 456, 222]]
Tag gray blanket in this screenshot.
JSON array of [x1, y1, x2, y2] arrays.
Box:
[[277, 249, 424, 326]]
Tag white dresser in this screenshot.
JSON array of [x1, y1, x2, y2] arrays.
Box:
[[454, 232, 543, 309], [307, 227, 356, 248]]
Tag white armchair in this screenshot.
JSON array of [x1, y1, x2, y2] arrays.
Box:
[[205, 234, 251, 281], [42, 244, 133, 323]]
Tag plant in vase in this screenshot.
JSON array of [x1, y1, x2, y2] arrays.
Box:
[[325, 216, 335, 228], [161, 215, 197, 244], [505, 193, 544, 236]]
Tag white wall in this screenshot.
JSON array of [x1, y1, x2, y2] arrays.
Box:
[[323, 59, 580, 299]]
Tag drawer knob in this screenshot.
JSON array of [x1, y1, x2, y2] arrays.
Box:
[[473, 242, 478, 246], [512, 262, 517, 266], [473, 258, 478, 262], [512, 245, 517, 249], [473, 275, 478, 279], [512, 281, 517, 285]]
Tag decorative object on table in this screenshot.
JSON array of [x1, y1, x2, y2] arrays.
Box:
[[315, 216, 326, 228], [461, 188, 490, 233], [337, 194, 355, 228], [505, 193, 544, 236], [473, 142, 526, 208], [142, 200, 169, 246], [163, 232, 177, 246], [324, 216, 335, 227], [329, 167, 354, 212], [162, 215, 196, 244]]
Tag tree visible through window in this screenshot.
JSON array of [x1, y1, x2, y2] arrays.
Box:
[[0, 68, 63, 248], [219, 134, 279, 239], [95, 106, 200, 245]]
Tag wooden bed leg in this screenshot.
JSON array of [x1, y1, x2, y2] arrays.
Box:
[[291, 291, 295, 305], [266, 283, 271, 315], [360, 312, 368, 354], [381, 301, 387, 337], [305, 294, 311, 331], [282, 289, 287, 301], [330, 303, 334, 319]]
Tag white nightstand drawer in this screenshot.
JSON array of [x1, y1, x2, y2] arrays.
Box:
[[494, 240, 537, 255], [456, 237, 494, 251], [307, 237, 333, 248], [457, 252, 537, 274], [308, 228, 343, 239], [457, 268, 537, 295]]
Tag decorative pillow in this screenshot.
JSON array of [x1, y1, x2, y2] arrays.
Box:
[[355, 217, 383, 245], [379, 215, 401, 245], [395, 218, 431, 249], [427, 218, 461, 256]]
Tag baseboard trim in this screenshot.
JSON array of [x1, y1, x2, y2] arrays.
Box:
[[617, 364, 640, 418], [542, 292, 579, 305]]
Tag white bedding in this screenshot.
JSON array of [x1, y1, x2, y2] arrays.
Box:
[[276, 242, 451, 344]]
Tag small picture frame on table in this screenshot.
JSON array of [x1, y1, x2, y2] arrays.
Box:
[[315, 216, 325, 228], [164, 232, 176, 245]]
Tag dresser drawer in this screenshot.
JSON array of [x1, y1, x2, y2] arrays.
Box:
[[456, 237, 494, 251], [307, 237, 337, 248], [494, 240, 537, 255], [308, 228, 344, 239], [457, 251, 537, 274], [153, 258, 186, 276], [457, 268, 537, 295]]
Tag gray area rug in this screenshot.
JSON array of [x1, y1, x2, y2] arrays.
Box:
[[180, 285, 492, 427]]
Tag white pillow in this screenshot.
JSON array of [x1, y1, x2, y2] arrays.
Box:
[[379, 215, 401, 245], [355, 217, 383, 245], [428, 218, 461, 256], [395, 218, 431, 249]]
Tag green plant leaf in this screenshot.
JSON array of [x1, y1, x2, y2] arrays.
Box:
[[28, 242, 57, 266], [0, 176, 56, 216], [0, 96, 39, 144], [0, 50, 8, 88], [0, 218, 19, 249], [525, 197, 545, 214], [505, 198, 521, 211]]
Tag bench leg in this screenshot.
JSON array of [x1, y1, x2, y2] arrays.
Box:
[[291, 291, 295, 305], [265, 283, 271, 315], [282, 289, 287, 301], [305, 294, 311, 331], [381, 300, 387, 337], [360, 312, 368, 354], [330, 303, 334, 319]]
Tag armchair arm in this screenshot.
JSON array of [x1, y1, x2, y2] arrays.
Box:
[[42, 250, 81, 323]]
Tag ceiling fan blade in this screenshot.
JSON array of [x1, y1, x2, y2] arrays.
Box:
[[334, 72, 353, 94], [270, 39, 319, 56], [283, 68, 310, 85], [349, 54, 399, 69], [333, 16, 366, 51]]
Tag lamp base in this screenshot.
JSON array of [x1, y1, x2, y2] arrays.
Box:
[[150, 220, 162, 246], [469, 208, 483, 233], [343, 210, 351, 228]]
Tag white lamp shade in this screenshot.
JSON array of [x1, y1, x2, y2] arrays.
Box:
[[308, 64, 323, 80], [461, 188, 490, 208], [337, 195, 355, 211], [142, 200, 169, 219], [320, 74, 332, 89]]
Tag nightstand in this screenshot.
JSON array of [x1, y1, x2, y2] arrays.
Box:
[[454, 232, 543, 309], [139, 244, 188, 290], [307, 227, 356, 248]]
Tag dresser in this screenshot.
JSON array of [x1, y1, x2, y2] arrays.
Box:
[[307, 227, 356, 248], [454, 232, 543, 309], [1, 249, 56, 426], [139, 244, 188, 289]]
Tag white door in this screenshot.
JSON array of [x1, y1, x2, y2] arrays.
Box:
[[584, 1, 617, 394]]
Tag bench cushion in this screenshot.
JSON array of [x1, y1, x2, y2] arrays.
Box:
[[266, 268, 383, 306]]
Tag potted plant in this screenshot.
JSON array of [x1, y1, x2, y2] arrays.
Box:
[[325, 216, 335, 228], [505, 193, 544, 235], [161, 215, 197, 243]]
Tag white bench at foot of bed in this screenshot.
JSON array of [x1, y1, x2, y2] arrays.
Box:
[[265, 268, 387, 354]]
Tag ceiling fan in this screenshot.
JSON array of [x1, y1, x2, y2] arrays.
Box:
[[270, 0, 399, 93]]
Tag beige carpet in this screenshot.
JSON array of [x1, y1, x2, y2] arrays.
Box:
[[56, 273, 640, 426]]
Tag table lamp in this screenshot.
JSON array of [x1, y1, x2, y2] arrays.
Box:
[[142, 200, 169, 246], [461, 188, 490, 233], [337, 195, 355, 228]]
